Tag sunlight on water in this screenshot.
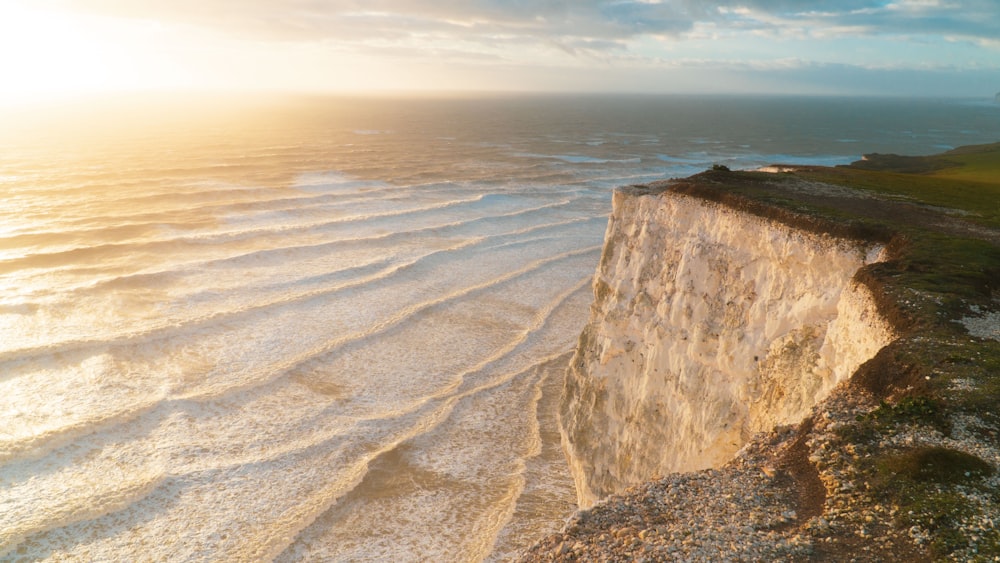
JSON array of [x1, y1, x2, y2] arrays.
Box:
[[0, 94, 997, 561]]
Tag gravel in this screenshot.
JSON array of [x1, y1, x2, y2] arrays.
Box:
[[959, 303, 1000, 342]]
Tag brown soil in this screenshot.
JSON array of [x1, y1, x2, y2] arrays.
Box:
[[778, 418, 826, 527]]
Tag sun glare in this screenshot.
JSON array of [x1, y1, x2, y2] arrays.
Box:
[[0, 5, 154, 105], [0, 4, 422, 107]]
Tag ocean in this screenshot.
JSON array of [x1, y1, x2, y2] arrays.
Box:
[[1, 94, 997, 561]]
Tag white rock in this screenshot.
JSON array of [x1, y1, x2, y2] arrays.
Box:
[[562, 187, 896, 507]]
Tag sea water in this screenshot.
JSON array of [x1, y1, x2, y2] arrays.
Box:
[[1, 95, 997, 561]]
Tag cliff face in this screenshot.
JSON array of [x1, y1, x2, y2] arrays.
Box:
[[562, 185, 896, 507]]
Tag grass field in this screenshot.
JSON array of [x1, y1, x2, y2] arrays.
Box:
[[800, 142, 1000, 228]]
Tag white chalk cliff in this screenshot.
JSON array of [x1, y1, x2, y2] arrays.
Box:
[[562, 185, 896, 508]]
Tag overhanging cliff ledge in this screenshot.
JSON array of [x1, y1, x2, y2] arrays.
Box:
[[523, 143, 1000, 561]]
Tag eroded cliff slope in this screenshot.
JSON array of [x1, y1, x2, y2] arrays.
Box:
[[562, 184, 895, 507]]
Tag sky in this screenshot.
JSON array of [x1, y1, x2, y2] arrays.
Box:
[[0, 0, 998, 103]]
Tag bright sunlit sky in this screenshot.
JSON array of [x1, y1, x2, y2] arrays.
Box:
[[1, 0, 998, 104]]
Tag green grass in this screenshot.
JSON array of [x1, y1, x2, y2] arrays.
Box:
[[895, 234, 1000, 306], [801, 170, 1000, 228], [877, 446, 993, 485], [792, 142, 1000, 228], [870, 447, 997, 557]]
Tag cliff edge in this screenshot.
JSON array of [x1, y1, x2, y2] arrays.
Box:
[[522, 143, 1000, 561]]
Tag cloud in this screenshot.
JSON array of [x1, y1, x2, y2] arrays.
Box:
[[710, 0, 1000, 41], [45, 1, 671, 40], [47, 0, 1000, 76], [53, 0, 1000, 45]]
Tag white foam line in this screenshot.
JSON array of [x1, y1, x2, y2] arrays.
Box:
[[0, 197, 584, 294], [7, 180, 289, 209], [5, 373, 501, 560], [0, 215, 596, 370], [18, 187, 344, 223], [0, 389, 169, 464], [266, 350, 574, 563], [256, 403, 464, 562], [0, 194, 493, 275], [0, 251, 597, 466], [481, 354, 574, 561], [0, 471, 167, 559], [270, 281, 592, 560], [0, 190, 372, 245], [72, 199, 582, 292], [178, 246, 601, 403], [0, 241, 454, 371], [107, 182, 471, 228], [0, 276, 590, 488], [3, 201, 553, 300], [10, 287, 585, 489], [426, 275, 593, 402]]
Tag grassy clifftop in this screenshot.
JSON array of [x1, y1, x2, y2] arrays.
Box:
[[806, 142, 1000, 229]]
